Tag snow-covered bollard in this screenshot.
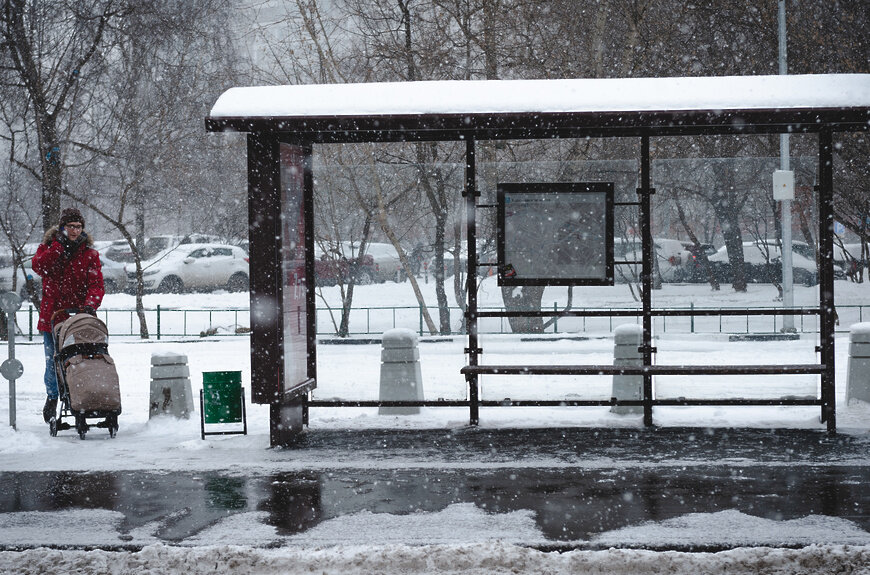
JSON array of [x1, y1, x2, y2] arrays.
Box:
[[611, 324, 643, 415], [846, 323, 870, 405], [379, 328, 424, 415], [150, 352, 194, 418]]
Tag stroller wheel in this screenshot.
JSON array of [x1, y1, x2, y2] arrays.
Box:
[[105, 414, 119, 438], [49, 417, 57, 437], [75, 414, 88, 440]]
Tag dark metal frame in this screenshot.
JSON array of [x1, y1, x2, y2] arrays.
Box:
[[206, 108, 867, 142], [496, 182, 614, 287], [200, 386, 248, 440], [210, 101, 869, 442]]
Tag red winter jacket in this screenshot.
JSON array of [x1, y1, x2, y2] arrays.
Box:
[[31, 226, 104, 332]]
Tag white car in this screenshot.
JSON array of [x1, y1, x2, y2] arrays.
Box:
[[707, 241, 820, 286], [126, 243, 249, 293], [104, 233, 225, 263]]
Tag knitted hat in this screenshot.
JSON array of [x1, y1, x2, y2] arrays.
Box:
[[60, 207, 84, 228]]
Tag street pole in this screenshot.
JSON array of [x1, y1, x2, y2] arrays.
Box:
[[0, 293, 24, 430], [778, 0, 796, 332]]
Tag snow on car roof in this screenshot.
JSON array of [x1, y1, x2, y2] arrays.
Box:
[[140, 243, 241, 266], [210, 74, 870, 119], [709, 242, 816, 266]]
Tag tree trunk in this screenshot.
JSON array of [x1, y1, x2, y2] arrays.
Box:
[[720, 214, 747, 292], [677, 203, 720, 290], [711, 163, 747, 292], [501, 285, 546, 333], [39, 128, 62, 232], [338, 216, 373, 337], [432, 216, 451, 334]]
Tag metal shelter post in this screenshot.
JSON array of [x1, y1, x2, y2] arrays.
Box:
[[246, 133, 283, 407], [300, 142, 316, 427], [639, 136, 655, 427], [464, 138, 480, 426], [818, 129, 836, 432]]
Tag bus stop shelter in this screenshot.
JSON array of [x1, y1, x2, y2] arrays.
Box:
[[206, 74, 870, 446]]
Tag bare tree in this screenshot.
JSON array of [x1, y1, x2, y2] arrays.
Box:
[[0, 0, 124, 232], [58, 0, 240, 337]]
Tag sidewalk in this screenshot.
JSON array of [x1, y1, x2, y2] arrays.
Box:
[[1, 427, 869, 551]]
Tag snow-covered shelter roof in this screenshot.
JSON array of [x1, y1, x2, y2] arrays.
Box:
[[206, 74, 870, 141]]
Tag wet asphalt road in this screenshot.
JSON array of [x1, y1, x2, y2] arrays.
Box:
[[2, 428, 870, 550]]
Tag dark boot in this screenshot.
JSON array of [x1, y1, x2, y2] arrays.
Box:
[[43, 397, 58, 423]]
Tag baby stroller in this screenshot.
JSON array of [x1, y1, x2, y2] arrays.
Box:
[[49, 308, 122, 439]]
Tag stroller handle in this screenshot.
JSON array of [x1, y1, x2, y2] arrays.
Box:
[[50, 307, 96, 331]]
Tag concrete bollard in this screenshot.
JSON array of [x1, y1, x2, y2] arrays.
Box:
[[846, 323, 870, 405], [379, 328, 424, 415], [150, 352, 194, 418], [611, 324, 643, 415]]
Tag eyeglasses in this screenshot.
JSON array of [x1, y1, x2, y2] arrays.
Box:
[[65, 224, 83, 229]]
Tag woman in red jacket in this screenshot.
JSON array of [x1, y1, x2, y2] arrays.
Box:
[[31, 207, 104, 425]]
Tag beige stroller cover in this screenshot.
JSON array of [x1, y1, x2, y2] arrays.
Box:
[[55, 313, 109, 350], [55, 313, 121, 412]]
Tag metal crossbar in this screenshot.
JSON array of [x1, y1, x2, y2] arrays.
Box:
[[13, 304, 869, 339], [459, 364, 826, 376]]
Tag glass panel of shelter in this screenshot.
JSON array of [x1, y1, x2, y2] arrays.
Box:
[[303, 135, 833, 423], [646, 133, 823, 410]]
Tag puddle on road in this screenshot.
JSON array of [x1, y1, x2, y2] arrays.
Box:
[[1, 466, 868, 545]]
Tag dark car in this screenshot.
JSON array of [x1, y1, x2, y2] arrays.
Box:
[[673, 242, 717, 283], [314, 246, 376, 286]]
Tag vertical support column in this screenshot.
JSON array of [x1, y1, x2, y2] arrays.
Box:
[[818, 129, 836, 432], [303, 143, 316, 427], [464, 138, 480, 426], [246, 133, 283, 419], [639, 136, 655, 427]]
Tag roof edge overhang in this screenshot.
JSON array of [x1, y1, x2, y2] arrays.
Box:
[[206, 106, 870, 143]]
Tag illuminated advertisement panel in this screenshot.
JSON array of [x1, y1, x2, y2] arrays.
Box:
[[279, 144, 311, 393]]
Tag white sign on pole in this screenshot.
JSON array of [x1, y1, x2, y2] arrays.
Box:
[[772, 170, 795, 201]]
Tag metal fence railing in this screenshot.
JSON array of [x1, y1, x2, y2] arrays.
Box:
[[11, 303, 869, 340]]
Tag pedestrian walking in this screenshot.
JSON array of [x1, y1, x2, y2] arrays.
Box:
[[31, 207, 104, 425]]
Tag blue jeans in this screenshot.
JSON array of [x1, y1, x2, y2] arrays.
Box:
[[42, 331, 58, 398]]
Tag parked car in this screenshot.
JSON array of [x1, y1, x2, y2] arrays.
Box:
[[314, 243, 376, 286], [363, 242, 403, 282], [673, 242, 719, 283], [614, 237, 692, 283], [125, 243, 249, 293], [105, 234, 223, 263], [0, 254, 34, 298], [0, 252, 127, 297], [706, 241, 822, 286], [428, 242, 497, 279], [834, 243, 867, 279], [99, 254, 129, 294]]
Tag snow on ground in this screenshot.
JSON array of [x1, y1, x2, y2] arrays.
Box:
[[1, 279, 869, 573], [1, 543, 869, 575]]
